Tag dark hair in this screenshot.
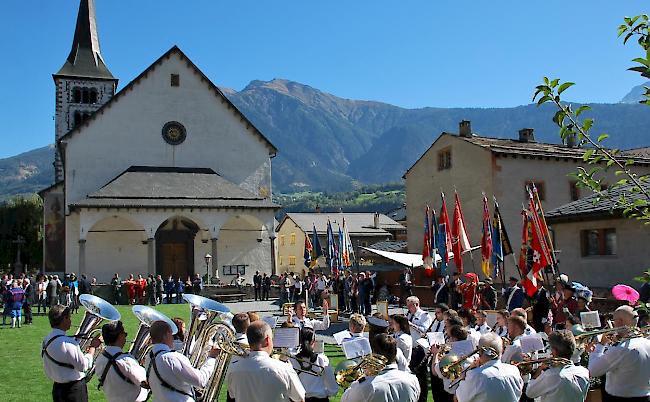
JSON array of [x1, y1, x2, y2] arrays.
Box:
[[48, 305, 70, 327], [548, 330, 576, 359], [232, 313, 251, 334], [296, 327, 317, 363], [435, 303, 449, 312], [150, 321, 172, 343], [371, 333, 397, 364], [448, 325, 468, 341], [102, 321, 125, 345], [508, 315, 527, 332], [294, 300, 306, 309], [458, 308, 476, 326], [390, 314, 410, 334], [497, 309, 509, 319], [446, 315, 463, 328], [172, 317, 185, 342]]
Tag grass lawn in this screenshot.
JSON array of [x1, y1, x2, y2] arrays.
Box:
[[0, 304, 435, 401]]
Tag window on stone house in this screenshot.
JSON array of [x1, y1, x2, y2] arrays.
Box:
[[171, 74, 180, 87], [290, 233, 296, 245], [280, 235, 285, 246], [89, 89, 98, 104], [288, 256, 296, 266], [580, 228, 616, 256], [525, 181, 545, 201], [278, 256, 283, 266], [82, 88, 90, 104], [569, 181, 580, 201], [72, 88, 82, 103], [438, 148, 452, 171], [73, 111, 82, 128]]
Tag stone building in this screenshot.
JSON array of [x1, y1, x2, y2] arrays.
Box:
[[546, 185, 650, 288], [275, 212, 405, 273], [40, 0, 279, 284], [404, 121, 650, 280]]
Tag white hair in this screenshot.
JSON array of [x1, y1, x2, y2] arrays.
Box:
[[615, 305, 639, 326], [479, 332, 503, 358], [406, 296, 420, 306]]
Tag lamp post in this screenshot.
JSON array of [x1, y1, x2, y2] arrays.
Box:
[[204, 253, 212, 285]]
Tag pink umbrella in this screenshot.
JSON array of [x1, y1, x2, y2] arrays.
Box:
[[612, 284, 640, 304]]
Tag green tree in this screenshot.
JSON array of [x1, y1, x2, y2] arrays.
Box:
[[0, 195, 43, 272]]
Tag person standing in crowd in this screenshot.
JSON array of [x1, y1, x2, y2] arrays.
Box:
[[146, 320, 218, 402], [90, 278, 97, 295], [253, 270, 262, 301], [47, 275, 60, 310], [137, 275, 147, 304], [493, 310, 510, 337], [449, 272, 463, 310], [294, 274, 304, 303], [455, 333, 524, 402], [155, 275, 164, 305], [38, 275, 49, 313], [530, 279, 551, 333], [262, 273, 271, 301], [405, 296, 432, 343], [8, 280, 25, 328], [361, 273, 374, 316], [343, 270, 352, 312], [110, 273, 122, 305], [399, 267, 414, 307], [349, 273, 359, 313], [480, 277, 498, 310], [342, 333, 421, 402], [95, 321, 148, 402], [175, 277, 184, 304], [22, 278, 34, 325], [289, 298, 330, 331], [192, 273, 203, 296], [227, 321, 306, 402], [124, 275, 136, 305], [552, 283, 579, 329], [503, 277, 525, 312], [357, 272, 368, 315], [42, 305, 102, 402], [78, 274, 91, 296], [147, 275, 157, 305], [293, 327, 338, 402], [431, 275, 449, 306], [588, 305, 650, 401], [526, 330, 589, 402], [164, 276, 174, 304]]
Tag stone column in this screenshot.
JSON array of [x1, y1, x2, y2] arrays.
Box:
[[270, 236, 277, 276], [211, 238, 219, 280], [147, 238, 155, 275], [78, 239, 86, 274]]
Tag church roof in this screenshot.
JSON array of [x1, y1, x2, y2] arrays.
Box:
[[54, 0, 115, 80], [58, 46, 277, 155], [69, 166, 279, 209]]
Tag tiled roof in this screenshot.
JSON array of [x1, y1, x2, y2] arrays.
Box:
[[546, 184, 650, 221], [386, 205, 407, 221], [367, 240, 408, 252], [281, 213, 404, 237]]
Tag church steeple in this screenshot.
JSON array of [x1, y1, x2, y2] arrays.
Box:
[[55, 0, 115, 80]]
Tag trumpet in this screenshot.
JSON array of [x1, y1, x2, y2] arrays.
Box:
[[574, 326, 631, 348], [334, 354, 387, 387], [513, 357, 572, 375], [439, 348, 481, 381]]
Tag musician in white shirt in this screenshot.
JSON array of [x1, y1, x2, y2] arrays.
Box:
[[289, 299, 330, 331], [588, 305, 650, 401], [95, 321, 148, 402], [405, 296, 432, 344], [455, 333, 523, 402], [492, 310, 509, 338], [474, 311, 491, 335], [343, 314, 366, 342], [368, 315, 411, 372], [390, 314, 413, 363], [42, 305, 102, 402], [227, 321, 306, 402], [430, 325, 474, 398], [342, 333, 420, 402], [526, 329, 589, 402], [501, 316, 527, 365], [292, 327, 338, 402], [226, 313, 250, 402], [146, 320, 218, 402], [430, 304, 447, 334], [511, 308, 536, 336]]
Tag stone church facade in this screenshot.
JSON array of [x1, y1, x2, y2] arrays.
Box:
[[41, 0, 279, 284]]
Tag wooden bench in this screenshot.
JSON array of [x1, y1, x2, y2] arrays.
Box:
[[209, 287, 246, 302]]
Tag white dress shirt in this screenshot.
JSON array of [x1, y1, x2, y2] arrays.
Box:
[[145, 343, 216, 402], [430, 319, 445, 333], [494, 326, 508, 338], [396, 347, 411, 373], [501, 335, 524, 365], [475, 323, 490, 335], [341, 363, 420, 402], [406, 308, 432, 343], [455, 360, 523, 402], [95, 345, 148, 402], [226, 350, 305, 402], [526, 363, 590, 402], [589, 337, 650, 398], [291, 353, 338, 399], [394, 332, 413, 362], [524, 325, 536, 336], [292, 314, 330, 331], [42, 328, 93, 383], [467, 328, 481, 348]]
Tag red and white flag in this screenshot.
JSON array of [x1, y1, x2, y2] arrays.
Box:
[[452, 192, 471, 273], [521, 206, 552, 296]]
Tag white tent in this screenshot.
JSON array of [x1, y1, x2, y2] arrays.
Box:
[[361, 245, 480, 268]]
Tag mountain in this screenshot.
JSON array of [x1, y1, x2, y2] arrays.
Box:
[[620, 81, 650, 103], [2, 79, 650, 198]]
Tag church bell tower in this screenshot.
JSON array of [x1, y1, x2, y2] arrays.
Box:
[[53, 0, 118, 182]]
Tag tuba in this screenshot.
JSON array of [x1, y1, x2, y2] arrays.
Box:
[[182, 294, 234, 402], [75, 294, 121, 379], [129, 305, 178, 365]]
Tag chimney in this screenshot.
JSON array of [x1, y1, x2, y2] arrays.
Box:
[[459, 120, 472, 138], [315, 204, 321, 213], [566, 133, 577, 148], [518, 128, 535, 143], [373, 212, 380, 229]]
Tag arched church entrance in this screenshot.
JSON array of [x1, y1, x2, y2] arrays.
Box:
[[155, 216, 199, 279]]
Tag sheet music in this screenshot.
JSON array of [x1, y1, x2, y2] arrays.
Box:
[[450, 340, 474, 356], [333, 330, 352, 345], [263, 316, 278, 329], [377, 301, 389, 319], [416, 337, 430, 350], [580, 311, 601, 329], [273, 327, 300, 349], [426, 332, 445, 346], [342, 337, 372, 359], [519, 335, 545, 353]]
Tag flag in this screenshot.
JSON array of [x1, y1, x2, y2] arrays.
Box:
[[341, 217, 353, 267], [439, 193, 453, 264], [431, 209, 439, 267], [303, 235, 313, 267], [491, 198, 513, 277], [422, 206, 433, 272], [522, 206, 553, 296], [337, 225, 344, 272], [530, 185, 557, 269], [437, 223, 448, 275], [451, 192, 472, 273], [326, 220, 338, 274], [518, 209, 530, 279], [310, 225, 323, 268], [480, 196, 493, 279]]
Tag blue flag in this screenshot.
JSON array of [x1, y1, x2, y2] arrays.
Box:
[[310, 224, 323, 267], [437, 223, 448, 275]]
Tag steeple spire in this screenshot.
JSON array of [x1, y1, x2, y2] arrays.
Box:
[[55, 0, 115, 80]]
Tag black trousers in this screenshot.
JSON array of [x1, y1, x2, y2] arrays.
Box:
[[254, 287, 261, 300], [430, 373, 453, 402], [262, 287, 270, 300], [305, 398, 329, 402], [52, 380, 88, 402]]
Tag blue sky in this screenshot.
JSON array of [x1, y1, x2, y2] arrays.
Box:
[[0, 0, 646, 158]]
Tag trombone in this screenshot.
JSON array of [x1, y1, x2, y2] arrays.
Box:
[[513, 357, 572, 375], [271, 348, 326, 376]]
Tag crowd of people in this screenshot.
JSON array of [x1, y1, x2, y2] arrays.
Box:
[[109, 273, 204, 305]]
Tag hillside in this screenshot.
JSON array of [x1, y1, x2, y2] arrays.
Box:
[[2, 79, 650, 199]]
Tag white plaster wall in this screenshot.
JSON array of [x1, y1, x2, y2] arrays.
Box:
[[218, 229, 272, 284], [63, 50, 272, 206], [551, 217, 650, 287], [85, 231, 147, 283]]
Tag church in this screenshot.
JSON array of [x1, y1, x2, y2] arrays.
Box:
[[40, 0, 279, 284]]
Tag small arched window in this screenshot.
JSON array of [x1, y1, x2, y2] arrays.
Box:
[[82, 88, 89, 104], [73, 111, 82, 127], [89, 89, 98, 104], [72, 88, 82, 103]]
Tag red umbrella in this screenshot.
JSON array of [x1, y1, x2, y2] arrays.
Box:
[[612, 284, 640, 304]]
